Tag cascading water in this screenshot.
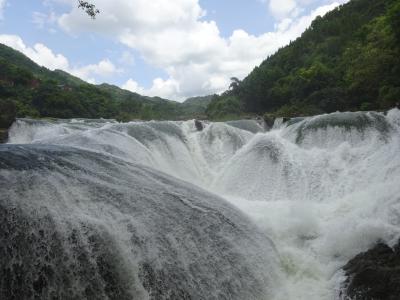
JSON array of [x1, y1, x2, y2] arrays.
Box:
[[0, 145, 281, 300], [2, 109, 400, 299]]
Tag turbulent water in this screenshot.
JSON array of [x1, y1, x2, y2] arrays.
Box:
[[2, 109, 400, 299]]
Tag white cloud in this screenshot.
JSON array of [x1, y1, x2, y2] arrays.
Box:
[[267, 0, 350, 20], [0, 34, 69, 70], [56, 0, 347, 101], [147, 78, 180, 99], [70, 59, 122, 83], [268, 0, 298, 20], [122, 77, 180, 100], [0, 34, 121, 83], [122, 79, 145, 94]]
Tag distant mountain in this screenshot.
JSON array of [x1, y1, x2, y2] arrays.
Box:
[[0, 43, 206, 127], [181, 95, 214, 118], [183, 95, 213, 107], [207, 0, 400, 119], [98, 83, 173, 104]]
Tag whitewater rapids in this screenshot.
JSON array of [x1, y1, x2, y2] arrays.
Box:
[[3, 109, 400, 299]]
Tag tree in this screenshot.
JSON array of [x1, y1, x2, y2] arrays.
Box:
[[206, 0, 400, 117], [229, 77, 241, 95], [78, 1, 100, 19], [387, 1, 400, 42]]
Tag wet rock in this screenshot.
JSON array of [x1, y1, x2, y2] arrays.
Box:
[[0, 129, 8, 143], [0, 99, 16, 129], [341, 241, 400, 300], [194, 119, 204, 131], [263, 114, 275, 129]]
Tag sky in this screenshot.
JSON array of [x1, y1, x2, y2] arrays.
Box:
[[0, 0, 348, 101]]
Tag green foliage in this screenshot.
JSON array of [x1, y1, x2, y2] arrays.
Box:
[[206, 94, 246, 120], [265, 103, 323, 119], [0, 99, 16, 128], [180, 95, 213, 118], [387, 1, 400, 42], [208, 0, 400, 119], [0, 43, 209, 126]]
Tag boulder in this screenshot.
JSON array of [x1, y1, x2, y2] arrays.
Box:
[[341, 241, 400, 300], [263, 114, 275, 129], [0, 99, 16, 129], [0, 129, 7, 143], [194, 119, 204, 131]]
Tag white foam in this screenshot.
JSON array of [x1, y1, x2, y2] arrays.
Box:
[[7, 109, 400, 299]]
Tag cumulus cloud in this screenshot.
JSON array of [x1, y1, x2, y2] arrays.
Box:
[[122, 79, 145, 94], [0, 34, 69, 70], [122, 77, 180, 99], [70, 59, 122, 83], [0, 34, 121, 83], [264, 0, 335, 20], [268, 0, 298, 19], [55, 0, 347, 101]]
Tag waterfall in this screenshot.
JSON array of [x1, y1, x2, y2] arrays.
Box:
[[3, 109, 400, 299], [0, 144, 280, 300]]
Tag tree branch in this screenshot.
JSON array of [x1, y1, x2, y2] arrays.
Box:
[[78, 1, 100, 19]]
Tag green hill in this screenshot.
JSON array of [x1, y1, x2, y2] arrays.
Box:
[[0, 43, 46, 76], [4, 0, 395, 126], [181, 95, 214, 118], [206, 0, 400, 119], [0, 43, 207, 128]]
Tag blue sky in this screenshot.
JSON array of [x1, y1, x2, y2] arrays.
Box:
[[0, 0, 347, 101]]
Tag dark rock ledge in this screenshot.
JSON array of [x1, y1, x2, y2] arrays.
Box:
[[340, 240, 400, 300], [0, 129, 8, 144]]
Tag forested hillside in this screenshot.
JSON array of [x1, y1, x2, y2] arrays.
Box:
[[206, 0, 400, 119], [0, 44, 207, 128], [2, 0, 399, 126]]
